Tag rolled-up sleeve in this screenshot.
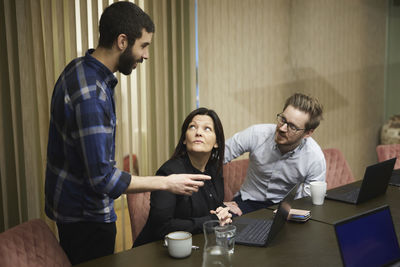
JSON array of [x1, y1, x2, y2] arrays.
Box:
[[298, 155, 326, 198]]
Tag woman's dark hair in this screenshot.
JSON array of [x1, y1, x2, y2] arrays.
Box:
[[171, 107, 225, 174], [98, 2, 155, 48]]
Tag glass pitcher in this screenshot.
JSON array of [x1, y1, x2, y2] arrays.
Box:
[[202, 220, 232, 267]]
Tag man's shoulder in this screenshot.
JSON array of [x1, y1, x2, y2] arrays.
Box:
[[246, 124, 275, 134], [246, 124, 276, 139], [302, 137, 325, 159], [58, 57, 112, 106], [228, 124, 275, 146], [249, 123, 275, 130]]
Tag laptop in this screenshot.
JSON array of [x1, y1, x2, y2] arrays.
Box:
[[325, 158, 396, 204], [389, 168, 400, 187], [233, 183, 299, 247], [334, 205, 400, 267]]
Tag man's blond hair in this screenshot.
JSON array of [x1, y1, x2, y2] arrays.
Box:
[[283, 93, 323, 130]]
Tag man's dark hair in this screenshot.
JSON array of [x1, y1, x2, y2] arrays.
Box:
[[98, 1, 155, 48]]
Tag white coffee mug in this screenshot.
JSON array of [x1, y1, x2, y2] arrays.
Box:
[[309, 181, 327, 205], [165, 231, 192, 258]]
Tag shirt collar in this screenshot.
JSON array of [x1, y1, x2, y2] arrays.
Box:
[[85, 49, 118, 90], [290, 138, 306, 155], [273, 138, 307, 157]]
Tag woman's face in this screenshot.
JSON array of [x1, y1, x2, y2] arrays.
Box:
[[184, 115, 218, 155]]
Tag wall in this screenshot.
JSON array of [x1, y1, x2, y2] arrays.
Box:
[[386, 0, 400, 120], [198, 0, 388, 179]]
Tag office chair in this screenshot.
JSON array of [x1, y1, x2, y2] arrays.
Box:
[[223, 159, 249, 201], [323, 148, 355, 190], [124, 154, 151, 244], [0, 219, 71, 267], [376, 144, 400, 170]]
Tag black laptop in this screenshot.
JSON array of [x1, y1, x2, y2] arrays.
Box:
[[334, 205, 400, 267], [233, 183, 299, 247], [325, 158, 396, 204], [389, 168, 400, 187]]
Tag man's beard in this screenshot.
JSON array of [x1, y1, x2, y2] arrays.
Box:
[[274, 128, 304, 152], [118, 47, 141, 75]]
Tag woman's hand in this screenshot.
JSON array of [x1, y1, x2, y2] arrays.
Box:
[[223, 201, 243, 216], [210, 206, 232, 225]]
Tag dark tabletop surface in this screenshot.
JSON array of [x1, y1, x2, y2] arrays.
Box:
[[76, 208, 341, 267], [76, 185, 400, 267]]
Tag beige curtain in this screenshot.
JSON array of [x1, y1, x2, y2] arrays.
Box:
[[141, 0, 196, 173], [0, 0, 62, 232], [0, 0, 196, 252], [115, 0, 196, 251], [198, 0, 388, 179]]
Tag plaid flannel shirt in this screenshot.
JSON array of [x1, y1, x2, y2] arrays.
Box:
[[45, 49, 131, 223]]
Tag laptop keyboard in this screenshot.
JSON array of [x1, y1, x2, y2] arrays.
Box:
[[390, 169, 400, 186], [334, 188, 360, 201], [236, 219, 273, 245]]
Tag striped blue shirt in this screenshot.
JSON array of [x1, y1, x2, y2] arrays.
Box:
[[45, 49, 131, 223]]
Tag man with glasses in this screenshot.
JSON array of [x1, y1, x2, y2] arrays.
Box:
[[224, 93, 326, 214]]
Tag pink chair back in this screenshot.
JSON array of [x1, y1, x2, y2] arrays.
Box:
[[0, 219, 71, 267], [127, 192, 150, 244], [223, 159, 249, 201], [376, 144, 400, 170], [323, 148, 355, 190], [124, 154, 150, 244]]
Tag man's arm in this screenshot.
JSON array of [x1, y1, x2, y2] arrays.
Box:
[[298, 158, 326, 198], [125, 174, 211, 196], [224, 125, 256, 163]]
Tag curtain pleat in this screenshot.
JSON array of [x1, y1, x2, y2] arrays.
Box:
[[143, 0, 196, 174]]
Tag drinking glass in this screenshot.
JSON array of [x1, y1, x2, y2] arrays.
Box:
[[215, 224, 236, 254], [202, 220, 232, 267]]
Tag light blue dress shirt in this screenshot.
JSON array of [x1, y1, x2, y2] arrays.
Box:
[[224, 124, 326, 203]]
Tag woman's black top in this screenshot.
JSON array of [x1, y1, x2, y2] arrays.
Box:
[[134, 154, 224, 247]]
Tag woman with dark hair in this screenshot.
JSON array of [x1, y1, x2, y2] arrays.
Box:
[[134, 107, 235, 246]]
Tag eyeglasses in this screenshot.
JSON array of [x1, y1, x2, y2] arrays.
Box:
[[276, 113, 306, 134]]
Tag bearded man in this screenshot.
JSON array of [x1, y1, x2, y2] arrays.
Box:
[[45, 2, 209, 264]]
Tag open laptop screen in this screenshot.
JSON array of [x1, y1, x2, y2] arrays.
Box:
[[334, 205, 400, 267]]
